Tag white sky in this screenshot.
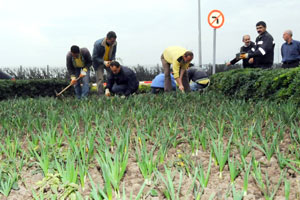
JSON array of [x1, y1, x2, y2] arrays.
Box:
[[0, 0, 299, 67]]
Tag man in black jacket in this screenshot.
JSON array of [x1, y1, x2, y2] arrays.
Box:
[[105, 61, 139, 97], [240, 21, 275, 69], [226, 35, 255, 68]]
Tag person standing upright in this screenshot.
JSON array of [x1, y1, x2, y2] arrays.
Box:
[[92, 31, 117, 95], [281, 30, 300, 68], [240, 21, 275, 69]]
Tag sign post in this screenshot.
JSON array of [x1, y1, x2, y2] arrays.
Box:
[[208, 10, 225, 74]]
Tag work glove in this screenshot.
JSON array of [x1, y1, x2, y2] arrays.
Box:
[[240, 53, 249, 59], [105, 88, 111, 97], [79, 68, 87, 78], [70, 76, 77, 85]]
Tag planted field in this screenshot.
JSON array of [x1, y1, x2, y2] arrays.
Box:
[[0, 92, 299, 200]]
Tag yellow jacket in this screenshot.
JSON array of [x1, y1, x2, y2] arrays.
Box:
[[163, 46, 190, 79]]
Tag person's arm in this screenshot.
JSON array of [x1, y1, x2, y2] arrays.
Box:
[[66, 53, 75, 77], [229, 58, 240, 65], [0, 70, 12, 79], [124, 73, 138, 96], [281, 44, 284, 62], [175, 69, 186, 91], [92, 43, 104, 68], [105, 75, 114, 92], [111, 43, 117, 61], [297, 41, 300, 60], [83, 49, 92, 69]]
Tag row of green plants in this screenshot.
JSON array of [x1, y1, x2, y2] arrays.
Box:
[[209, 66, 300, 102], [0, 92, 299, 199]]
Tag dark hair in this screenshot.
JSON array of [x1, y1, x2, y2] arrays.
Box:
[[107, 31, 117, 39], [184, 51, 194, 57], [70, 45, 80, 54], [110, 61, 120, 68], [256, 21, 266, 28]]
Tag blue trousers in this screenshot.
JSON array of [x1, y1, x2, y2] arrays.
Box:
[[74, 68, 90, 99], [190, 82, 205, 91]]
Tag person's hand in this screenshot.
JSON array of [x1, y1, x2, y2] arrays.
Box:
[[105, 88, 111, 97], [79, 68, 87, 78], [104, 61, 111, 67], [120, 95, 126, 99], [249, 58, 254, 64], [11, 78, 16, 82], [226, 62, 231, 66], [240, 53, 248, 59], [179, 85, 184, 92], [70, 76, 77, 85]]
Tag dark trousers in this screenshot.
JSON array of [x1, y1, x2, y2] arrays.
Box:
[[282, 61, 300, 69], [111, 84, 138, 96]]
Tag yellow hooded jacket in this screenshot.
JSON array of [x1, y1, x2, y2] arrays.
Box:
[[163, 46, 190, 79]]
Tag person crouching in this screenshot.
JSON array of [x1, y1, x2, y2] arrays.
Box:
[[105, 61, 139, 97]]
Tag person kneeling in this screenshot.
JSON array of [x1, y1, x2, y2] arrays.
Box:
[[151, 73, 176, 94], [105, 61, 139, 97], [188, 67, 210, 91]]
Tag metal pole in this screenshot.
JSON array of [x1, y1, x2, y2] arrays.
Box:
[[198, 0, 202, 68], [213, 29, 216, 74]]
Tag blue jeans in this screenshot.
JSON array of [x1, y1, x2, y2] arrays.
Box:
[[74, 68, 90, 99], [190, 82, 204, 91]]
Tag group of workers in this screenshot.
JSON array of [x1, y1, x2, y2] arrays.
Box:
[[65, 20, 300, 99], [226, 21, 300, 69], [66, 31, 209, 99], [1, 20, 299, 99]]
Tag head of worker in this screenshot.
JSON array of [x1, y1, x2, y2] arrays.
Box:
[[256, 21, 267, 35], [242, 35, 251, 46], [183, 51, 194, 63], [106, 31, 117, 46], [109, 61, 122, 75], [70, 45, 80, 58], [283, 30, 293, 42]]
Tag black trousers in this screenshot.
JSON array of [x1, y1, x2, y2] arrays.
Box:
[[282, 61, 300, 69]]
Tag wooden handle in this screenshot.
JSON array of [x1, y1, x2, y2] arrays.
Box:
[[56, 77, 81, 97]]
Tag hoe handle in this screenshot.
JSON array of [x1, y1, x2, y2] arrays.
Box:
[[56, 77, 81, 96]]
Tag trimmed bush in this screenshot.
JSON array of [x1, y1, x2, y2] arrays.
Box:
[[209, 66, 300, 102], [0, 79, 73, 100], [0, 79, 152, 100]]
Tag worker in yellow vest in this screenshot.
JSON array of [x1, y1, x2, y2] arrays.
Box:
[[161, 46, 193, 93], [92, 31, 117, 95], [66, 45, 92, 99]]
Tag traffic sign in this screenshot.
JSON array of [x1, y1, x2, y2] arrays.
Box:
[[208, 10, 225, 29]]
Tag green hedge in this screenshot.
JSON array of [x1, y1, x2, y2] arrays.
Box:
[[0, 79, 152, 100], [209, 67, 300, 102], [0, 79, 73, 100]]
